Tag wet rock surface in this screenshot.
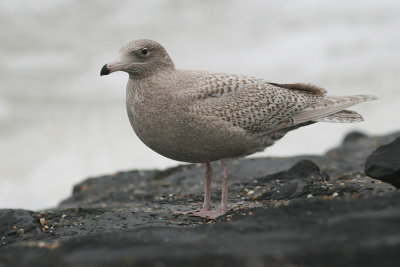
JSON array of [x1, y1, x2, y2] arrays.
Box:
[[0, 131, 399, 267], [365, 137, 400, 188]]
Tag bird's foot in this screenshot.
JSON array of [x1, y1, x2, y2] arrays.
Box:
[[189, 209, 227, 220], [173, 209, 202, 215], [173, 203, 215, 216]]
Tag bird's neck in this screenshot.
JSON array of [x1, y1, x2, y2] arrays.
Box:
[[127, 70, 175, 101]]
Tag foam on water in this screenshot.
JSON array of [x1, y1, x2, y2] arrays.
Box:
[[0, 0, 399, 210]]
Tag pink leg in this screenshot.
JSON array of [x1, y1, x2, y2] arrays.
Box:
[[220, 159, 229, 212], [202, 162, 214, 211], [189, 160, 230, 219], [174, 162, 214, 214]]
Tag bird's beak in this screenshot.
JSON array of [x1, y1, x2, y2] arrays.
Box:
[[100, 58, 128, 76]]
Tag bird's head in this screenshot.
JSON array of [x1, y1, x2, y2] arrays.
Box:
[[100, 39, 175, 78]]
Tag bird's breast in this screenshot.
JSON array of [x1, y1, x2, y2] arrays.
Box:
[[126, 85, 192, 160], [124, 78, 262, 163]]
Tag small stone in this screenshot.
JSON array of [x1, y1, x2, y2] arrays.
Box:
[[332, 192, 339, 198], [307, 194, 313, 198], [39, 218, 46, 226], [246, 190, 254, 196], [81, 185, 88, 192], [274, 200, 290, 208], [37, 241, 60, 250], [16, 229, 24, 236]]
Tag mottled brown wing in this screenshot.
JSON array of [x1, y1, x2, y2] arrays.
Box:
[[180, 72, 324, 133]]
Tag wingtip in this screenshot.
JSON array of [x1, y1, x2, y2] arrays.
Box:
[[354, 94, 378, 102], [364, 94, 378, 101]]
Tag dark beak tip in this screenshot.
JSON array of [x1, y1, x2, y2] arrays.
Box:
[[100, 64, 110, 76]]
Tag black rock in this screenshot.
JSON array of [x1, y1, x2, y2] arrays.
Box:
[[0, 131, 400, 267], [0, 210, 37, 237], [365, 137, 400, 188], [342, 131, 368, 144], [251, 160, 329, 200], [272, 159, 329, 181]]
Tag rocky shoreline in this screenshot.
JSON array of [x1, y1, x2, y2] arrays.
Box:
[[1, 131, 399, 267]]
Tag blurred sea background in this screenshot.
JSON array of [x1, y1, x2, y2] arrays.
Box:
[[1, 0, 399, 210]]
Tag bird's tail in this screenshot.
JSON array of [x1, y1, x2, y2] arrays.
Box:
[[314, 110, 363, 123], [293, 95, 377, 124]]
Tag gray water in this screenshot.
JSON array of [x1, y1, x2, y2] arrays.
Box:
[[1, 0, 399, 210]]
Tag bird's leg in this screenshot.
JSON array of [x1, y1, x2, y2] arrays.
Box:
[[174, 162, 214, 214], [188, 160, 230, 220], [201, 162, 214, 211], [220, 159, 229, 212]]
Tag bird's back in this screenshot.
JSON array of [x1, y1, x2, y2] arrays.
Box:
[[126, 69, 376, 162]]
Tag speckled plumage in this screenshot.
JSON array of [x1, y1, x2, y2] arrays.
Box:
[[124, 68, 375, 163], [101, 39, 377, 219]]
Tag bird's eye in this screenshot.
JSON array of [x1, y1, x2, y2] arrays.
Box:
[[141, 48, 148, 55]]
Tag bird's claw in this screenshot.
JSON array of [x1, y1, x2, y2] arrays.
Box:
[[189, 209, 227, 220], [174, 208, 227, 220]]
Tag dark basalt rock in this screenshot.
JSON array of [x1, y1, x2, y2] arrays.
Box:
[[342, 130, 368, 144], [0, 131, 399, 267], [0, 210, 37, 237], [365, 137, 400, 188]]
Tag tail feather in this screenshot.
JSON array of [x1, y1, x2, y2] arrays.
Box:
[[293, 94, 377, 124], [253, 94, 376, 137], [314, 110, 364, 123]]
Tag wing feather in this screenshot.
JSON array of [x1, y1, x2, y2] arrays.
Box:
[[177, 72, 323, 132], [293, 95, 377, 124]]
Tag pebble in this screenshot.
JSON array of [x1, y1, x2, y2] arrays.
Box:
[[16, 229, 24, 236], [246, 190, 254, 196]]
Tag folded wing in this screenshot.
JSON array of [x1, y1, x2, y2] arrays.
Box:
[[177, 72, 376, 134]]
